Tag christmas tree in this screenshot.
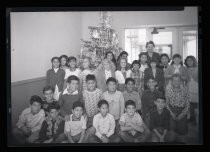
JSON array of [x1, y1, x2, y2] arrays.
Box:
[[78, 12, 122, 68]]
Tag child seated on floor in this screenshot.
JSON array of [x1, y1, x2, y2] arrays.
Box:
[[83, 74, 102, 129], [42, 86, 57, 116], [38, 102, 65, 143], [58, 75, 83, 120], [89, 99, 121, 143], [118, 100, 150, 142], [12, 95, 45, 144], [150, 95, 176, 142], [64, 102, 87, 143], [123, 78, 142, 115]]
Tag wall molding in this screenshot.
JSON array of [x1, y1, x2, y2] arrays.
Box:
[[11, 76, 46, 86]]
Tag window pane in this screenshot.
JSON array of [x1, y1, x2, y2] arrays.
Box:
[[125, 28, 146, 63], [183, 30, 197, 60], [153, 32, 172, 44]]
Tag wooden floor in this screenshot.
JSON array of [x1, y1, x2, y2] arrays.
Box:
[[185, 122, 200, 144]]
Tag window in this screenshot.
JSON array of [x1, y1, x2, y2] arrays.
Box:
[[182, 31, 198, 60], [152, 31, 173, 58], [125, 28, 147, 63]]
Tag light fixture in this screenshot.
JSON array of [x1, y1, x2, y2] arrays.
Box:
[[151, 27, 165, 34], [151, 27, 159, 34]]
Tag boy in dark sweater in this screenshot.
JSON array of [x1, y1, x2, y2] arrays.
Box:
[[150, 95, 176, 142], [38, 102, 65, 143], [58, 75, 83, 121]]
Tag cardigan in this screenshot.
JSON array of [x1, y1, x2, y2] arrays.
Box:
[[46, 68, 65, 92]]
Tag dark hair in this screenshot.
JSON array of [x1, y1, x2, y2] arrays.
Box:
[[30, 95, 42, 105], [106, 77, 117, 85], [125, 78, 135, 85], [138, 52, 148, 63], [146, 77, 156, 83], [59, 55, 68, 66], [86, 74, 96, 82], [131, 60, 140, 69], [184, 55, 197, 67], [68, 56, 77, 63], [117, 51, 128, 62], [98, 99, 109, 108], [146, 41, 155, 48], [160, 53, 170, 62], [150, 58, 158, 64], [47, 102, 60, 112], [105, 51, 117, 64], [155, 94, 166, 101], [171, 54, 183, 65], [43, 85, 55, 94], [51, 57, 60, 63], [125, 100, 136, 108], [67, 75, 79, 84], [72, 101, 84, 110]]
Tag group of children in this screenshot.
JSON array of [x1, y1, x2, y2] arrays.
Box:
[[12, 41, 199, 144]]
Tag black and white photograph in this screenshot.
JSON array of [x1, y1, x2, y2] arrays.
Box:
[[8, 7, 201, 145]]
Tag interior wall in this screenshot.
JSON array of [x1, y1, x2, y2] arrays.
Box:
[[81, 7, 198, 54], [11, 12, 82, 82]]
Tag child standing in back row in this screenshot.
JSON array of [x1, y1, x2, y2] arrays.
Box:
[[164, 54, 188, 91], [46, 57, 65, 101], [63, 56, 81, 90], [115, 58, 132, 92], [184, 56, 198, 125], [130, 60, 143, 96], [79, 57, 95, 91]]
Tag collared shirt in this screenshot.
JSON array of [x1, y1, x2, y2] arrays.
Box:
[[139, 64, 148, 73], [16, 108, 45, 132], [173, 64, 181, 74], [93, 113, 115, 139], [115, 70, 132, 84], [64, 68, 81, 80], [54, 68, 59, 73], [102, 91, 125, 120], [104, 69, 112, 80], [62, 88, 78, 95], [64, 114, 86, 136], [123, 90, 141, 110], [119, 112, 144, 136]]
